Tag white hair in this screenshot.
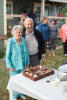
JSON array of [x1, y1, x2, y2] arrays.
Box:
[[24, 18, 34, 25], [11, 25, 23, 35]]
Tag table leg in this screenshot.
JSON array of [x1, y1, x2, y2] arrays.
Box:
[[9, 90, 14, 100]]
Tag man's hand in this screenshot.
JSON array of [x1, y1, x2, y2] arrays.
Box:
[[42, 54, 46, 58], [42, 54, 46, 64], [26, 64, 29, 69]]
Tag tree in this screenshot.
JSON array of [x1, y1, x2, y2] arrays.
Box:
[[62, 4, 67, 17]]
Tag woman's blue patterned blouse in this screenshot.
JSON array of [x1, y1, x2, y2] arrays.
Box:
[[6, 37, 29, 71]]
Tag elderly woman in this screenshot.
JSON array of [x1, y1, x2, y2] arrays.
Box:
[[23, 18, 46, 66], [6, 25, 29, 100]]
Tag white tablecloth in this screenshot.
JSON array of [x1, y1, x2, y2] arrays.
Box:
[[7, 71, 67, 100], [58, 64, 67, 73]]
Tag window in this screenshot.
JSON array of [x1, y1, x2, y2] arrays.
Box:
[[34, 3, 49, 24], [34, 3, 41, 24], [45, 6, 48, 16], [6, 1, 13, 14]]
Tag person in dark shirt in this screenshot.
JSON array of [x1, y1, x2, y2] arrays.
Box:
[[28, 8, 37, 28], [38, 16, 50, 51]]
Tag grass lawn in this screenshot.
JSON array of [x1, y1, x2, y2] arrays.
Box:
[[0, 48, 67, 100]]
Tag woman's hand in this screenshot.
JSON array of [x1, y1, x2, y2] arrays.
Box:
[[26, 64, 29, 69], [9, 67, 15, 72]]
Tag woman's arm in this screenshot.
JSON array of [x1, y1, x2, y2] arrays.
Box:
[[6, 39, 13, 69]]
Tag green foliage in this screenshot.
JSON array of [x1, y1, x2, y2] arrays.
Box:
[[7, 25, 12, 38], [7, 32, 12, 38], [0, 49, 5, 58], [62, 5, 67, 17], [56, 38, 63, 46]]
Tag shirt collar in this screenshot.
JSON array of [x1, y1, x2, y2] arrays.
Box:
[[26, 30, 34, 35]]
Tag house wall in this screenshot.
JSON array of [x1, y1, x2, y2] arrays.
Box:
[[0, 0, 5, 49], [0, 0, 4, 35], [49, 5, 56, 16], [6, 0, 62, 24], [34, 2, 57, 23]]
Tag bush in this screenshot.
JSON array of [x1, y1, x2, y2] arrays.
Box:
[[0, 49, 5, 58], [56, 38, 63, 46], [7, 32, 12, 38]]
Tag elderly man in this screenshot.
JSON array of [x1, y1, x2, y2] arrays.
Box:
[[23, 18, 46, 66]]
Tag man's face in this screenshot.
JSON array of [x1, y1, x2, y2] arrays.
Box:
[[25, 20, 34, 32]]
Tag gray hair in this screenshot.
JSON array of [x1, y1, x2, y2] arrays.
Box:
[[11, 25, 23, 35], [24, 18, 34, 25]]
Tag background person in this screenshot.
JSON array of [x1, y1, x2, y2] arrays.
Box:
[[49, 19, 58, 56], [28, 7, 37, 28], [19, 10, 28, 27], [6, 25, 29, 100], [23, 18, 46, 66], [38, 16, 50, 52], [60, 19, 67, 56]]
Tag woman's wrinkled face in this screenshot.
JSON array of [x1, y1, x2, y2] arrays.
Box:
[[15, 28, 22, 40], [25, 20, 34, 33]]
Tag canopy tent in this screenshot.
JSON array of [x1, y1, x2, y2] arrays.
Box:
[[49, 0, 67, 3]]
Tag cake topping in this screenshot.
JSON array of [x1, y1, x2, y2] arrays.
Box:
[[33, 74, 38, 78], [23, 65, 54, 81]]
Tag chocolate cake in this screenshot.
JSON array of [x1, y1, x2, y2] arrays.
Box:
[[23, 65, 54, 81]]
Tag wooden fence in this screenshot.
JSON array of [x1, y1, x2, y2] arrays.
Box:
[[0, 35, 8, 40]]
